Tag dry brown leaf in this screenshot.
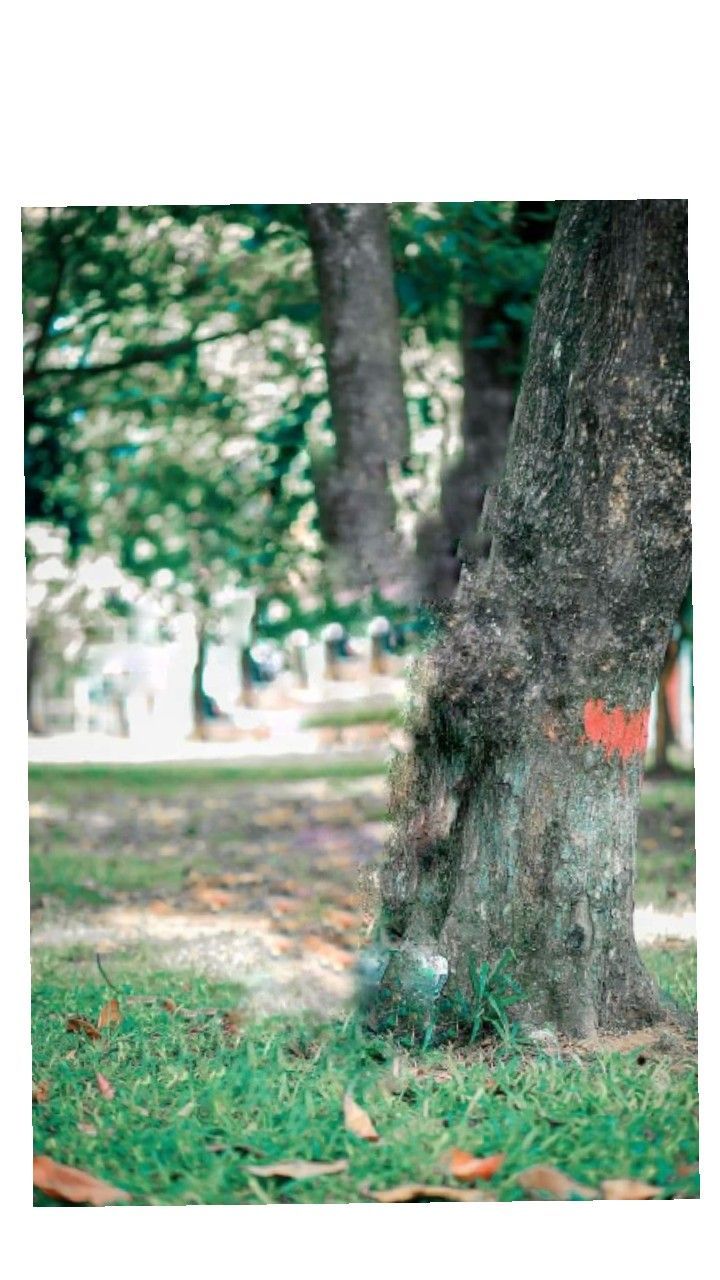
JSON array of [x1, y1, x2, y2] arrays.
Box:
[[33, 1154, 130, 1205], [364, 1183, 491, 1203], [517, 1165, 596, 1200], [343, 1092, 380, 1142], [303, 935, 354, 969], [96, 1073, 115, 1100], [601, 1178, 662, 1200], [97, 998, 121, 1029], [162, 998, 178, 1013], [221, 1011, 244, 1038], [324, 908, 358, 932], [32, 1080, 50, 1104], [444, 1149, 506, 1182], [246, 1159, 348, 1180], [191, 886, 233, 911], [66, 1015, 102, 1041], [148, 899, 173, 915]]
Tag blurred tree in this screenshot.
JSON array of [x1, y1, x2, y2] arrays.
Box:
[[367, 201, 690, 1040], [393, 202, 556, 600], [304, 204, 412, 596]]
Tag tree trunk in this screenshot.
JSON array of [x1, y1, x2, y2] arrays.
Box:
[[191, 620, 208, 740], [652, 637, 679, 773], [365, 201, 690, 1041], [27, 631, 45, 735], [305, 204, 411, 595], [417, 204, 556, 603], [417, 300, 516, 600], [239, 646, 257, 709]]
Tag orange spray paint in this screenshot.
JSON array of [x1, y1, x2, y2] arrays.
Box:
[[582, 699, 650, 764]]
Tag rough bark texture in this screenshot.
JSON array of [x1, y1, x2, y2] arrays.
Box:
[[305, 204, 411, 594], [365, 201, 690, 1041]]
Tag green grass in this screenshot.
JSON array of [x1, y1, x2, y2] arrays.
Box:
[[31, 946, 698, 1206], [30, 849, 193, 906], [302, 704, 402, 731], [28, 758, 388, 796]]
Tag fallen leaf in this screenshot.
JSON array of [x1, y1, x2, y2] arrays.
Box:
[[96, 1073, 115, 1100], [324, 908, 358, 932], [148, 899, 173, 915], [221, 1010, 244, 1038], [303, 935, 354, 969], [444, 1149, 506, 1182], [246, 1159, 348, 1180], [601, 1178, 662, 1200], [162, 998, 178, 1013], [676, 1161, 699, 1178], [66, 1015, 101, 1041], [517, 1165, 596, 1200], [191, 886, 233, 911], [32, 1080, 50, 1104], [344, 1092, 380, 1141], [33, 1154, 130, 1206], [77, 1123, 98, 1136], [97, 998, 121, 1029], [363, 1183, 491, 1203], [253, 806, 298, 828]]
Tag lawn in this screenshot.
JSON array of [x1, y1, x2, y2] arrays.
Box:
[[29, 762, 698, 1205]]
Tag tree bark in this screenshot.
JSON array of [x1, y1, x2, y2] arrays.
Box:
[[27, 631, 45, 735], [652, 637, 679, 773], [305, 204, 411, 594], [365, 201, 690, 1041], [191, 620, 208, 740]]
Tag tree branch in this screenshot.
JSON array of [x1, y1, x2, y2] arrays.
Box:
[[24, 321, 256, 389]]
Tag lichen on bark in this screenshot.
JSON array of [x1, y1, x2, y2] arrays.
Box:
[[363, 201, 690, 1042]]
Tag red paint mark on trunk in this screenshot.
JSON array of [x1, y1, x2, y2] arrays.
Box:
[[583, 699, 650, 764]]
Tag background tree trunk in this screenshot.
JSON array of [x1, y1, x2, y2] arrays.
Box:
[[191, 619, 208, 740], [417, 204, 556, 603], [27, 631, 45, 735], [305, 204, 411, 595], [652, 636, 679, 773], [367, 201, 690, 1041]]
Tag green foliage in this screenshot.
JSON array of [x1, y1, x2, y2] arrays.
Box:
[[23, 203, 553, 621], [391, 201, 556, 376]]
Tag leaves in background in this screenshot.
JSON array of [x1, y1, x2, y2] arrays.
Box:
[[33, 1154, 131, 1205], [601, 1178, 662, 1200], [516, 1164, 596, 1200], [363, 1183, 492, 1203], [443, 1148, 505, 1182], [343, 1092, 380, 1142], [97, 997, 121, 1029], [96, 1072, 115, 1100], [246, 1159, 348, 1180], [66, 1014, 101, 1041]]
